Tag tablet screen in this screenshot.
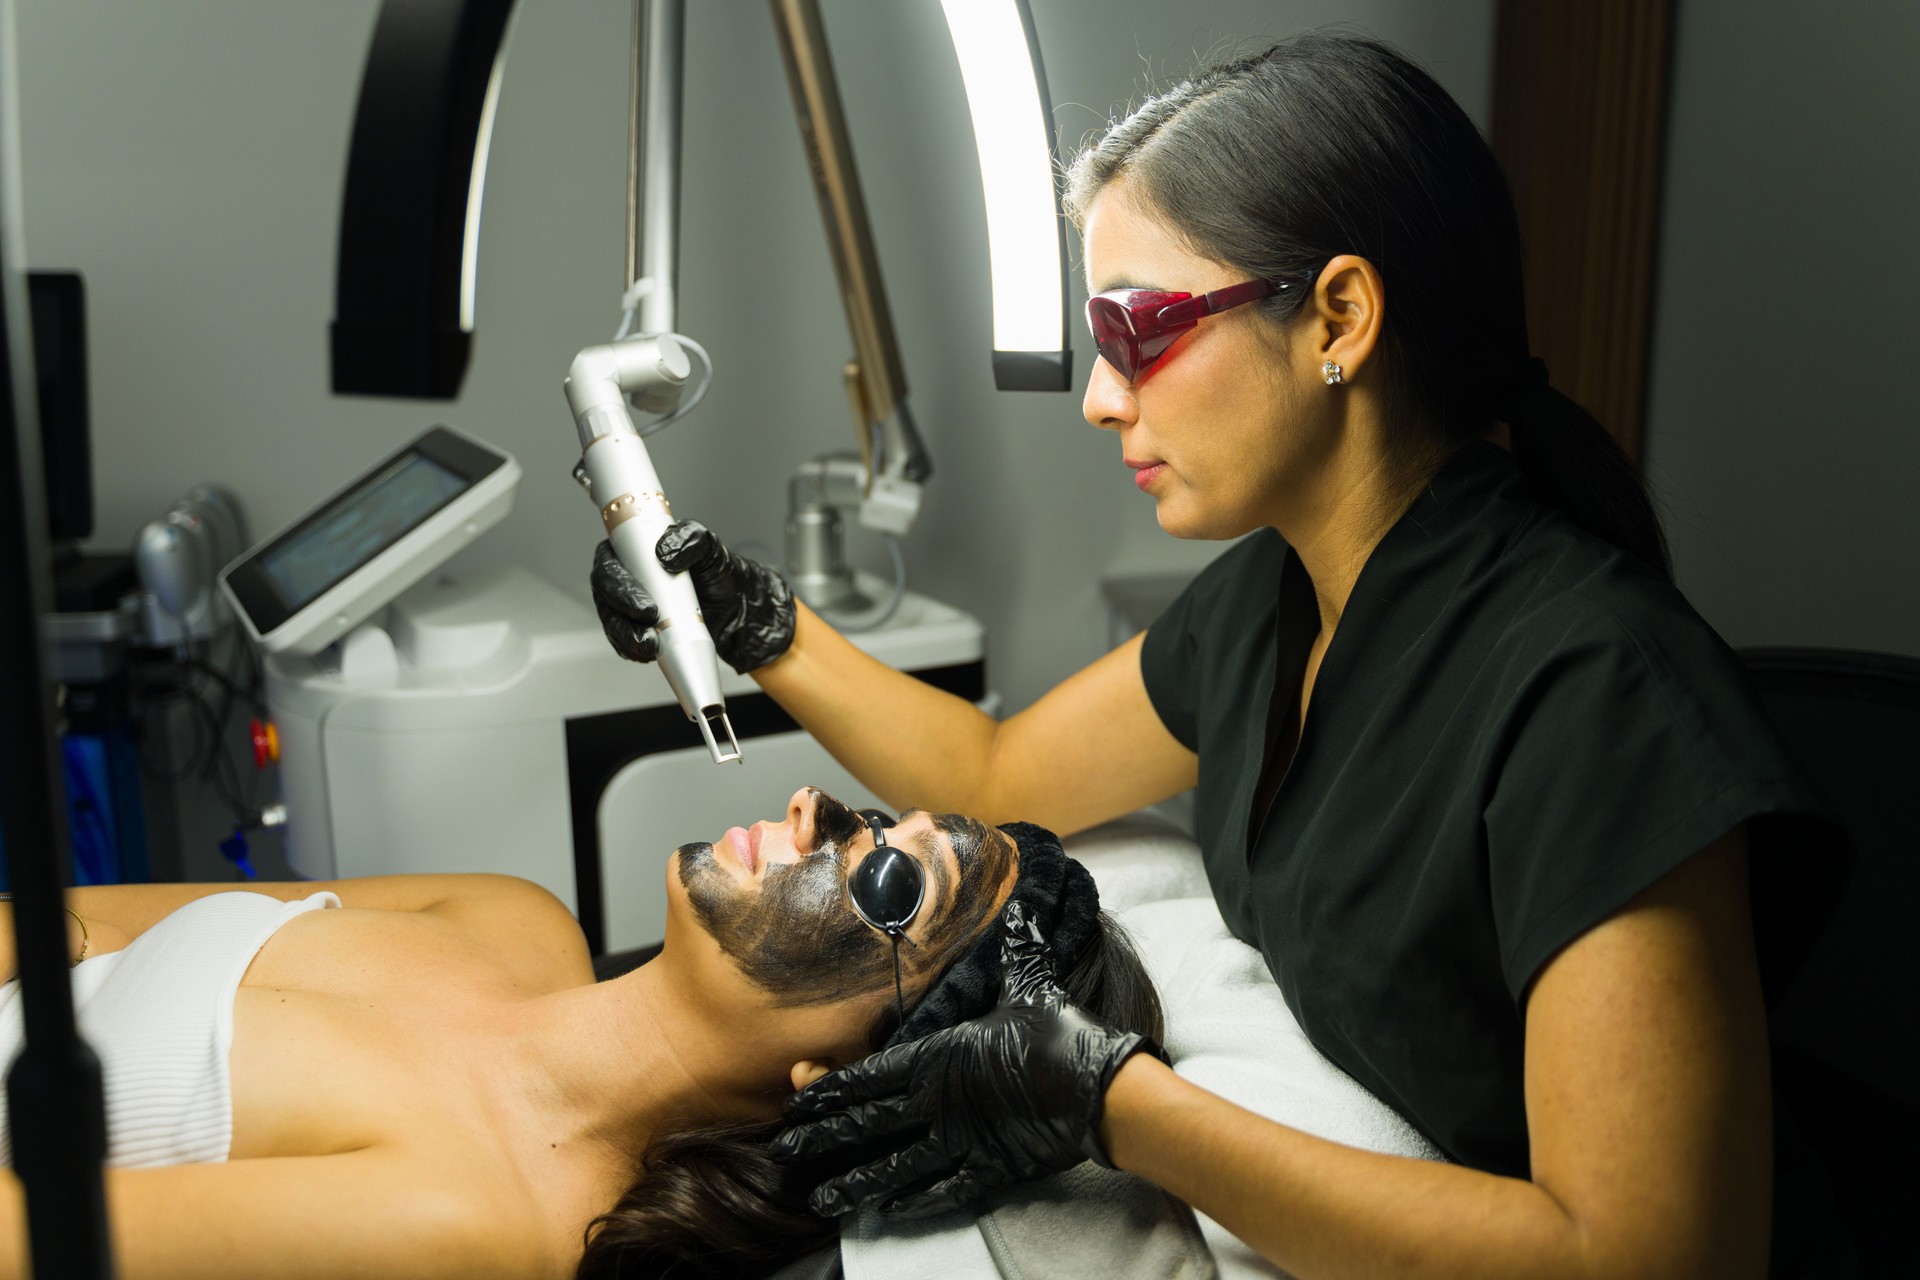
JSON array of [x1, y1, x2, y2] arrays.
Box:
[[259, 451, 467, 610]]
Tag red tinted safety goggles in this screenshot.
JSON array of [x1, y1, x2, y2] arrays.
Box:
[[1085, 278, 1290, 383]]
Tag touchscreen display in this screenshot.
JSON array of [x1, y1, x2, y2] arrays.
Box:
[[260, 451, 468, 610]]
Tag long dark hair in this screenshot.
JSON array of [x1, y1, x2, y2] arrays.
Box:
[[1065, 32, 1670, 580], [576, 910, 1164, 1279]]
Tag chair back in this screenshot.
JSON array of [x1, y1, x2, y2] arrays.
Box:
[[1741, 647, 1920, 1269]]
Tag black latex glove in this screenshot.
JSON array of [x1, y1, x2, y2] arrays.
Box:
[[588, 520, 796, 674], [771, 900, 1162, 1219]]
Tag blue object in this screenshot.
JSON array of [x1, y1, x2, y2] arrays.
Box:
[[0, 723, 147, 892], [62, 735, 116, 885], [219, 828, 258, 880]]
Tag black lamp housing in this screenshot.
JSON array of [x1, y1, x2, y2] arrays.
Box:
[[992, 348, 1071, 392], [331, 0, 515, 399]]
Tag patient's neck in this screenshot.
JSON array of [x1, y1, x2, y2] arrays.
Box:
[[503, 955, 782, 1168]]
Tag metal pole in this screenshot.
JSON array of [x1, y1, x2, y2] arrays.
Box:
[[0, 2, 115, 1274], [768, 0, 930, 489], [768, 0, 907, 426], [628, 0, 683, 336]]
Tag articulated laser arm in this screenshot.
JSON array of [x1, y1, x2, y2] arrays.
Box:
[[770, 0, 934, 611]]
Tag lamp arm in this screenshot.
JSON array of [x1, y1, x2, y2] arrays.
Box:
[[769, 0, 932, 496]]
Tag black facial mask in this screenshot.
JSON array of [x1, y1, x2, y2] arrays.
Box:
[[676, 791, 894, 1005]]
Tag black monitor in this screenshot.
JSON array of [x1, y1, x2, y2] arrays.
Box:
[[28, 271, 89, 542]]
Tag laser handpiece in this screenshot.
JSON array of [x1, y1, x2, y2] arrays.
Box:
[[565, 334, 742, 764]]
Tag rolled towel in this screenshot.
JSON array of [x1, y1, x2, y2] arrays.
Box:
[[1118, 897, 1444, 1278], [1064, 813, 1213, 912]]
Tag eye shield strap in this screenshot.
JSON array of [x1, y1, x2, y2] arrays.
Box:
[[881, 821, 1101, 1051]]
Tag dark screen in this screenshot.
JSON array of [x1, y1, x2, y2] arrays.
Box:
[[28, 273, 89, 542], [259, 451, 467, 609]]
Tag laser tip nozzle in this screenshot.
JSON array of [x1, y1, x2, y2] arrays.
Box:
[[698, 706, 742, 765]]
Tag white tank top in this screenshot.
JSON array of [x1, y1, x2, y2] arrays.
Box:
[[0, 890, 340, 1168]]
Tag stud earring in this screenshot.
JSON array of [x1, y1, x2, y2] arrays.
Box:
[[1322, 360, 1344, 386]]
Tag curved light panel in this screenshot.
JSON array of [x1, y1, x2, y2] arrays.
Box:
[[939, 0, 1070, 391], [332, 0, 516, 399]]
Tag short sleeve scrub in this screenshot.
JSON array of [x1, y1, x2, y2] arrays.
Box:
[[1140, 439, 1849, 1268]]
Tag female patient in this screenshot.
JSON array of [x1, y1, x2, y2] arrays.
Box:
[[0, 787, 1160, 1280]]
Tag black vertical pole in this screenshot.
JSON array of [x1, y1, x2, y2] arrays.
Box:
[[0, 0, 116, 1274]]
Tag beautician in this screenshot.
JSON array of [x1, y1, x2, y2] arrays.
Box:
[[591, 33, 1846, 1280]]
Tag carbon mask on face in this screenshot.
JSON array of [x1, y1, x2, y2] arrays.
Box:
[[675, 791, 894, 1005]]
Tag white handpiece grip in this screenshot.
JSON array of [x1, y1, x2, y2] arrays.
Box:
[[584, 435, 707, 696]]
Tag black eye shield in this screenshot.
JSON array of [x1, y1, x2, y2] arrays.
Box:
[[843, 808, 922, 1029], [846, 809, 923, 938]]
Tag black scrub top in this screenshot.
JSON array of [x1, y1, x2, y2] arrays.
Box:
[[1140, 439, 1842, 1179]]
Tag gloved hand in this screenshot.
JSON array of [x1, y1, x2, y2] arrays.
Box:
[[771, 900, 1162, 1218], [588, 520, 796, 674]]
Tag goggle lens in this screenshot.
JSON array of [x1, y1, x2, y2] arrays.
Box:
[[1085, 294, 1169, 383], [846, 808, 923, 1034], [1085, 279, 1287, 383], [848, 811, 924, 935]]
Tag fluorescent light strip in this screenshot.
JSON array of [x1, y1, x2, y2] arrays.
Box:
[[460, 44, 508, 334], [940, 0, 1061, 353]]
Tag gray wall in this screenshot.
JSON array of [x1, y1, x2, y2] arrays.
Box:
[[1643, 1, 1920, 656], [14, 0, 1492, 716]]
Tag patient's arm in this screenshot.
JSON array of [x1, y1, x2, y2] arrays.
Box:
[[1098, 826, 1771, 1280], [5, 875, 589, 989], [755, 608, 1199, 835], [0, 1145, 554, 1280]]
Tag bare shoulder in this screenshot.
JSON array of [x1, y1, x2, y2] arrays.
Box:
[[68, 874, 584, 964], [281, 872, 595, 991], [2, 1146, 559, 1280], [419, 874, 596, 991], [417, 872, 579, 928], [270, 872, 593, 990]]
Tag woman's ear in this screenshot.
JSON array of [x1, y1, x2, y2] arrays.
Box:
[[789, 1058, 838, 1091], [1310, 252, 1386, 379]]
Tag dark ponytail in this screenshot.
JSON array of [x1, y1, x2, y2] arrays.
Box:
[[575, 911, 1164, 1279], [1065, 32, 1671, 581], [1498, 359, 1671, 578]]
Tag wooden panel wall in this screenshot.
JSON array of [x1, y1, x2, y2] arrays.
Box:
[[1491, 0, 1675, 462]]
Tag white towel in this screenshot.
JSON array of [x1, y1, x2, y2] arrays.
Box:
[[1120, 897, 1444, 1279], [840, 1201, 1000, 1280], [1066, 813, 1215, 912]]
